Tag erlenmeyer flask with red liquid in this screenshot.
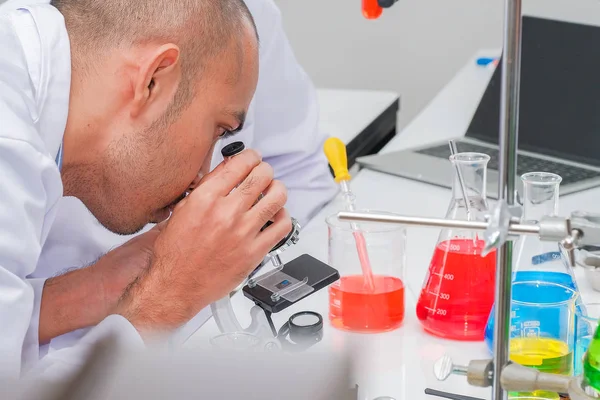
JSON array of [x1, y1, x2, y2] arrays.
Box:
[[416, 152, 497, 340]]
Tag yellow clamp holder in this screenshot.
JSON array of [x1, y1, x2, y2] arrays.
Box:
[[324, 137, 351, 183]]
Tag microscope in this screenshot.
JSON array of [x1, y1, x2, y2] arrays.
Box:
[[210, 142, 340, 353]]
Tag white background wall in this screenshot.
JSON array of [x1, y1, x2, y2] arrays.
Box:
[[5, 0, 600, 130], [275, 0, 504, 129], [275, 0, 600, 129]]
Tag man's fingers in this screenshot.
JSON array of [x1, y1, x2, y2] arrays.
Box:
[[248, 179, 287, 229], [230, 162, 274, 210], [255, 208, 292, 254], [196, 149, 262, 195]]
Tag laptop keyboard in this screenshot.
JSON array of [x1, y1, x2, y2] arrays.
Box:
[[416, 142, 600, 186]]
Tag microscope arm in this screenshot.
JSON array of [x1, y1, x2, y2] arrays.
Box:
[[210, 297, 244, 333]]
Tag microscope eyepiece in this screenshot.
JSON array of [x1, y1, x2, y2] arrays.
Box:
[[221, 141, 245, 158]]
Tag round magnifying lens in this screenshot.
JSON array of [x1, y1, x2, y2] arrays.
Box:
[[290, 312, 322, 330], [210, 332, 261, 352], [289, 311, 323, 345]]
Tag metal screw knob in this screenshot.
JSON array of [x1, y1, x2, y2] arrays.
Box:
[[560, 220, 581, 267], [482, 201, 521, 256], [434, 355, 468, 381], [482, 201, 509, 255]]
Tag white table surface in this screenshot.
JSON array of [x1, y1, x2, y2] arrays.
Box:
[[317, 88, 399, 145], [185, 50, 600, 400]]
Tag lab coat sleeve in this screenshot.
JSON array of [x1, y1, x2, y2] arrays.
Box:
[[250, 0, 338, 226], [0, 7, 144, 379], [0, 11, 61, 377], [22, 278, 46, 371], [0, 103, 145, 385], [27, 315, 144, 381], [0, 137, 57, 378]]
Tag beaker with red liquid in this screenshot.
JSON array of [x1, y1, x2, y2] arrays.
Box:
[[327, 211, 406, 333], [416, 152, 497, 340]]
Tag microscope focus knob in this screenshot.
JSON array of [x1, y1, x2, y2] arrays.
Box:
[[268, 217, 301, 255]]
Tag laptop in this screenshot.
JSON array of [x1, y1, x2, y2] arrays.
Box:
[[356, 16, 600, 199]]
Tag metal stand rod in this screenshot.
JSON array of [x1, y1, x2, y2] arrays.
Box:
[[337, 212, 539, 235], [493, 0, 522, 398]]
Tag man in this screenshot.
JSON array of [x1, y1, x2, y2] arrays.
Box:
[[36, 0, 337, 359], [0, 0, 306, 379]]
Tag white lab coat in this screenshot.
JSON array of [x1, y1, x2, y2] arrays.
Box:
[[0, 0, 337, 380], [0, 0, 145, 380]]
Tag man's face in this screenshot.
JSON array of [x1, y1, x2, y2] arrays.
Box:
[[65, 26, 259, 235]]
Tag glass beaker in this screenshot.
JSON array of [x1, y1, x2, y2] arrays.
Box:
[[583, 323, 600, 393], [485, 172, 584, 352], [416, 152, 497, 340], [327, 210, 406, 333], [576, 303, 600, 376], [509, 281, 576, 376]]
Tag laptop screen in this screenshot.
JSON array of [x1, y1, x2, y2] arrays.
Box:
[[466, 16, 600, 167]]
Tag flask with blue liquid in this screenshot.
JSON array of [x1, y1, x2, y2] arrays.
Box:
[[484, 172, 585, 354]]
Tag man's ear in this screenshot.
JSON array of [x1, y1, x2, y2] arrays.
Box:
[[130, 44, 181, 119]]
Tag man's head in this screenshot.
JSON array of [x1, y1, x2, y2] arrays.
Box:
[[53, 0, 259, 235]]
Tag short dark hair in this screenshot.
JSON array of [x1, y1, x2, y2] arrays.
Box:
[[52, 0, 258, 125]]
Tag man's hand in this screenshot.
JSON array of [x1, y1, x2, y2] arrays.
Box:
[[39, 226, 162, 344], [115, 149, 291, 337]]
